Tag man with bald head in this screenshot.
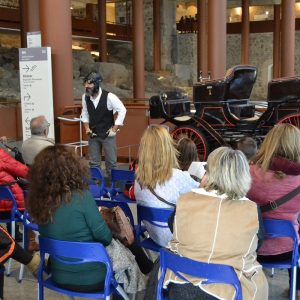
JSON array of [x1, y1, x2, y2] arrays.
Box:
[[22, 115, 55, 165]]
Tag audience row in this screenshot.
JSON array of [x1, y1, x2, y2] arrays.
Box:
[[0, 122, 299, 299]]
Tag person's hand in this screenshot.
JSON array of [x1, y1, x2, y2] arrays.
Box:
[[85, 128, 92, 135], [107, 126, 120, 137], [112, 125, 120, 133], [0, 136, 7, 143], [107, 128, 117, 137]]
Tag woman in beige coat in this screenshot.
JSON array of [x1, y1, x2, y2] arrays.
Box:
[[166, 147, 268, 300]]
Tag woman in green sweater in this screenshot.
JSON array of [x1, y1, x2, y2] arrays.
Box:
[[27, 145, 112, 292]]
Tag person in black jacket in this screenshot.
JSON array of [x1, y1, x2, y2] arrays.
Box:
[[0, 225, 39, 298]]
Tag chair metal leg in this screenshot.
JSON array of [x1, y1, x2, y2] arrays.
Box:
[[290, 266, 297, 300], [18, 264, 24, 282], [115, 285, 129, 300], [271, 268, 275, 277], [18, 226, 26, 282], [38, 283, 43, 300], [6, 221, 15, 276]]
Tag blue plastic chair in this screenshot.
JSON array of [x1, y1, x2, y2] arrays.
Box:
[[38, 237, 129, 300], [88, 167, 107, 199], [0, 186, 23, 275], [18, 210, 38, 282], [259, 219, 299, 300], [136, 205, 173, 252], [157, 248, 242, 300], [109, 169, 135, 203]]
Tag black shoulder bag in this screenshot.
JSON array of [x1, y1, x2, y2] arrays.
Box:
[[260, 185, 300, 213], [149, 187, 176, 208]]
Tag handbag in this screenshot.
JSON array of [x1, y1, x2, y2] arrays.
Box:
[[99, 206, 134, 246], [260, 185, 300, 213]]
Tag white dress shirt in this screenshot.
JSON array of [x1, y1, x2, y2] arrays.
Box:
[[81, 88, 126, 126]]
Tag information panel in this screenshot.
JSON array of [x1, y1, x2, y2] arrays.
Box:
[[19, 47, 54, 140]]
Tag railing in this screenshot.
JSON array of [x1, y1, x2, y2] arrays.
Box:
[[0, 6, 133, 42], [117, 144, 139, 163]]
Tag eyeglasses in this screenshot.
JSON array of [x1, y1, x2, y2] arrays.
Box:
[[83, 80, 95, 86], [148, 124, 170, 132]]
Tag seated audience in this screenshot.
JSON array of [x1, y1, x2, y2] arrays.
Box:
[[22, 115, 54, 165], [27, 145, 146, 293], [0, 225, 40, 299], [134, 126, 199, 247], [167, 147, 268, 299], [177, 137, 206, 181], [236, 136, 258, 161], [247, 123, 300, 292]]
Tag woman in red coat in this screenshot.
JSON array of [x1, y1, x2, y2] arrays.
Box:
[[0, 148, 28, 211], [0, 148, 38, 251]]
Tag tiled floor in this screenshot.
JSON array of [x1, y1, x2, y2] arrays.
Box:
[[2, 261, 292, 299]]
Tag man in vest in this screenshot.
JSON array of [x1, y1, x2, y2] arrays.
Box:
[[81, 71, 126, 177]]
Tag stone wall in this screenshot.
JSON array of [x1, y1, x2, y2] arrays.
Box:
[[177, 31, 300, 99]]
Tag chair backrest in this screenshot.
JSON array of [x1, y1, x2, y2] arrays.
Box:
[[267, 77, 300, 103], [224, 65, 257, 100], [0, 186, 18, 218], [157, 248, 242, 300], [89, 167, 106, 198], [263, 219, 299, 265], [137, 205, 173, 228], [89, 167, 105, 187], [38, 237, 114, 295], [111, 169, 134, 185]]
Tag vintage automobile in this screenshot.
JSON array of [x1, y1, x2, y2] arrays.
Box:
[[149, 65, 300, 160]]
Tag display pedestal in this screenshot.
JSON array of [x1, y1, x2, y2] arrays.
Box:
[[57, 116, 88, 157]]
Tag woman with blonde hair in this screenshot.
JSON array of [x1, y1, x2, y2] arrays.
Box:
[[135, 126, 198, 247], [247, 123, 300, 293], [166, 147, 268, 299]]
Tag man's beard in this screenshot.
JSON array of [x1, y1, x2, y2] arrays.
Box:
[[85, 86, 98, 97]]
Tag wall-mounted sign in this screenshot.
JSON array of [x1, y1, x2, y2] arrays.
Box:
[[19, 47, 54, 140], [27, 31, 41, 48]]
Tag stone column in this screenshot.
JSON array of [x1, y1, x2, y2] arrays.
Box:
[[20, 0, 40, 48], [241, 0, 250, 64], [98, 0, 107, 62], [132, 0, 145, 98], [153, 0, 161, 72], [197, 0, 208, 79], [207, 0, 226, 79], [39, 0, 74, 117], [281, 0, 295, 77], [160, 0, 177, 69], [273, 5, 281, 78]]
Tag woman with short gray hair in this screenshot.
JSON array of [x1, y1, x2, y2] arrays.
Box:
[[166, 146, 268, 299]]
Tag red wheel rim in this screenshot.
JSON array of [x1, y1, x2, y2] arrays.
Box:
[[278, 113, 300, 129], [172, 127, 207, 161]]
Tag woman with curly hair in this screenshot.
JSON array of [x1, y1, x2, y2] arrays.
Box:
[[27, 145, 112, 292]]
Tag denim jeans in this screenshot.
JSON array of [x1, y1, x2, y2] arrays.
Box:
[[88, 135, 117, 177]]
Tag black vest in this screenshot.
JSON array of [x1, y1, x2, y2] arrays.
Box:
[[85, 90, 114, 139]]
